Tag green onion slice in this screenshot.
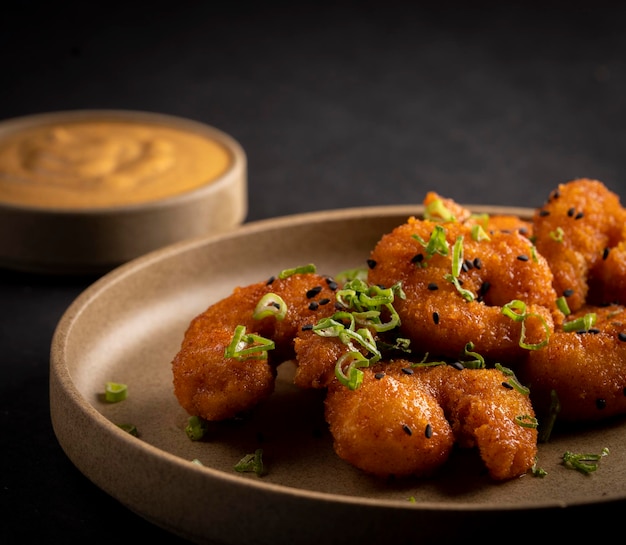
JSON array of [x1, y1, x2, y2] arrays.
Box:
[[335, 351, 370, 390], [278, 263, 316, 279], [105, 382, 128, 403], [460, 341, 485, 369], [549, 227, 564, 242], [253, 293, 287, 320], [117, 423, 138, 436], [224, 325, 275, 360], [501, 300, 550, 350], [424, 198, 456, 222], [185, 415, 209, 441], [234, 448, 266, 476], [562, 448, 609, 474], [412, 224, 450, 263], [444, 236, 475, 301], [556, 296, 571, 316], [495, 362, 530, 395], [515, 414, 539, 428], [471, 224, 491, 241], [563, 312, 597, 332]]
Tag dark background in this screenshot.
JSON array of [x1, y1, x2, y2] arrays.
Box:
[[2, 2, 626, 543]]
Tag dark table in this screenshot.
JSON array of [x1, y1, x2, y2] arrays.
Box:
[[2, 2, 626, 543]]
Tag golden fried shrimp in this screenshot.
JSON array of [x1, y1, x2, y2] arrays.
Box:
[[172, 270, 339, 421], [520, 304, 626, 422], [324, 362, 455, 478], [367, 216, 559, 363], [532, 178, 626, 312], [423, 191, 533, 238], [293, 331, 349, 389], [325, 362, 538, 480]]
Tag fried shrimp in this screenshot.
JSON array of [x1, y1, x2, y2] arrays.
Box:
[[532, 178, 626, 313], [172, 269, 339, 421], [325, 362, 537, 480], [521, 304, 626, 422], [367, 216, 559, 363]]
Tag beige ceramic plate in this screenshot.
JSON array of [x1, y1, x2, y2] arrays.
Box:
[[50, 205, 626, 544]]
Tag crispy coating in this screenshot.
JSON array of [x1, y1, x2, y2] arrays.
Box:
[[367, 216, 560, 362], [532, 178, 626, 312], [172, 272, 338, 420], [520, 304, 626, 422], [325, 362, 537, 480]]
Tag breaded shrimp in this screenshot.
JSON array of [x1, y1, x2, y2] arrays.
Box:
[[367, 216, 560, 363], [172, 270, 339, 421], [325, 362, 538, 480], [521, 304, 626, 422], [532, 178, 626, 312]]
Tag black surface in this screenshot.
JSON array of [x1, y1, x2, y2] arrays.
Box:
[[2, 2, 626, 543]]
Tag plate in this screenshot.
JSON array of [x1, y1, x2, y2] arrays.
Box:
[[50, 205, 626, 544]]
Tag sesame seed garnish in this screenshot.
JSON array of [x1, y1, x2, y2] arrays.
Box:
[[517, 254, 529, 261], [539, 210, 550, 217], [306, 286, 322, 298], [308, 301, 319, 311], [367, 259, 377, 269], [326, 278, 338, 290], [374, 372, 385, 380], [618, 332, 626, 342], [563, 289, 574, 297], [411, 253, 424, 264], [603, 247, 610, 260], [266, 276, 276, 285], [427, 282, 439, 291], [567, 207, 575, 217], [479, 281, 491, 297], [502, 382, 513, 389], [473, 257, 482, 269], [319, 298, 331, 305], [402, 424, 413, 436], [451, 361, 464, 370], [425, 424, 433, 439], [596, 398, 607, 410], [575, 212, 584, 220], [432, 311, 439, 325], [301, 324, 313, 331], [401, 367, 414, 375]]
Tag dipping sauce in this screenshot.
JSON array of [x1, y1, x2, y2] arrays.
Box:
[[0, 119, 233, 208]]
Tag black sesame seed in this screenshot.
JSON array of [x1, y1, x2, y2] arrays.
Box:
[[539, 210, 550, 217], [308, 301, 319, 311], [433, 311, 440, 325], [588, 328, 600, 334], [473, 258, 482, 269], [575, 212, 584, 220], [519, 227, 529, 235], [567, 207, 575, 217], [427, 282, 439, 291], [502, 381, 513, 389], [596, 398, 607, 410], [301, 324, 313, 331], [563, 289, 574, 297], [411, 253, 424, 264], [374, 372, 385, 380], [367, 259, 377, 269], [401, 367, 414, 375], [266, 275, 276, 285], [618, 332, 626, 342], [319, 298, 331, 305], [451, 361, 464, 370], [479, 281, 491, 296], [402, 424, 413, 436], [517, 254, 529, 261], [326, 279, 338, 290], [603, 247, 611, 260], [464, 258, 474, 270], [425, 424, 433, 439], [306, 286, 322, 298]]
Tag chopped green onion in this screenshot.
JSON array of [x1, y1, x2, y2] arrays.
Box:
[[117, 423, 138, 436], [253, 293, 287, 320], [501, 300, 550, 350], [539, 389, 560, 443], [549, 227, 564, 242], [424, 198, 456, 222], [224, 325, 275, 360], [335, 351, 370, 390], [278, 263, 316, 279], [460, 341, 485, 369], [191, 458, 204, 466], [562, 448, 609, 474], [563, 312, 597, 332], [234, 448, 266, 476], [531, 457, 547, 477], [412, 224, 449, 264], [105, 382, 128, 403], [470, 224, 491, 241], [495, 362, 530, 395], [530, 245, 539, 263], [515, 414, 539, 428], [444, 236, 474, 301], [185, 415, 209, 441], [556, 296, 571, 316]]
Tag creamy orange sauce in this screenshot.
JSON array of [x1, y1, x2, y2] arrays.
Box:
[[0, 119, 232, 208]]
